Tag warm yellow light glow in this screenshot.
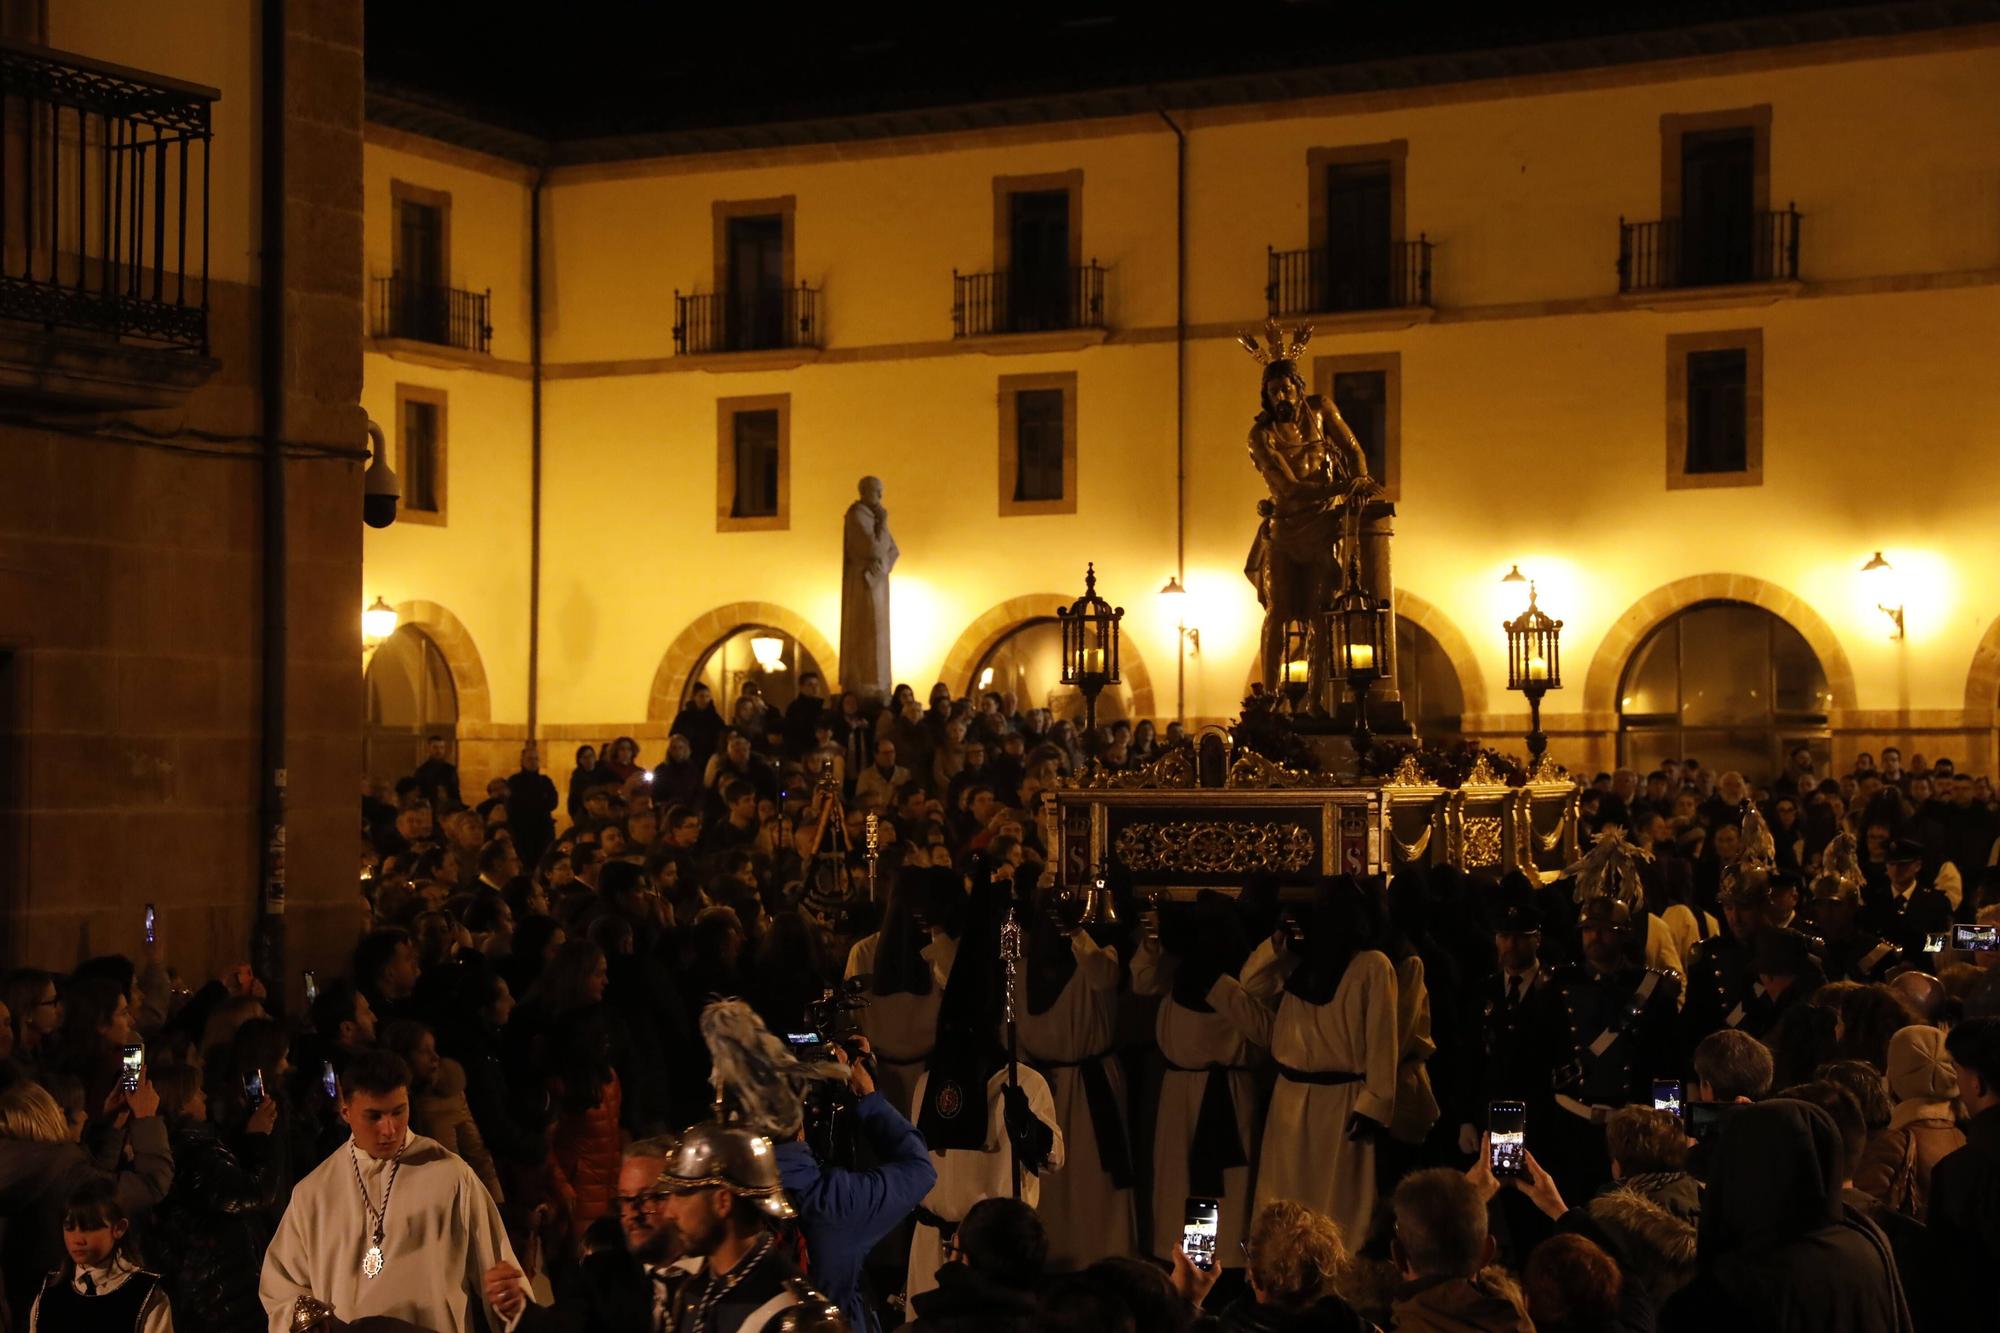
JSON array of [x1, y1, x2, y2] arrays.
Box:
[[1080, 646, 1106, 676], [977, 666, 995, 690], [1527, 653, 1550, 682], [362, 596, 398, 644], [1347, 642, 1376, 673], [1282, 658, 1310, 683], [749, 635, 787, 671]]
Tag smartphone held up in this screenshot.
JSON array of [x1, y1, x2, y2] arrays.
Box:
[[1489, 1100, 1527, 1178], [120, 1044, 144, 1093], [1182, 1197, 1221, 1271]]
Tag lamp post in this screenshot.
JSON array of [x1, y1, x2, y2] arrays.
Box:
[[1058, 563, 1123, 741], [1504, 581, 1564, 766], [1160, 575, 1199, 726], [1331, 553, 1389, 763]]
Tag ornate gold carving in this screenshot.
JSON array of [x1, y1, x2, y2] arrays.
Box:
[[1527, 753, 1569, 784], [1225, 751, 1322, 789], [1081, 747, 1198, 790], [1463, 754, 1507, 788], [1114, 820, 1318, 874], [1384, 753, 1430, 788], [1462, 816, 1504, 867]]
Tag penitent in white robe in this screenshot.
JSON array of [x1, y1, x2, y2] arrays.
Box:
[[259, 1130, 532, 1333], [1228, 940, 1399, 1250], [1130, 938, 1272, 1267], [904, 1064, 1064, 1303], [1017, 931, 1137, 1267], [848, 932, 959, 1118]]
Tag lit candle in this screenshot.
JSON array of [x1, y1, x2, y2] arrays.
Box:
[[1527, 653, 1549, 682], [1347, 642, 1375, 673], [1283, 659, 1311, 684], [1081, 646, 1105, 675]]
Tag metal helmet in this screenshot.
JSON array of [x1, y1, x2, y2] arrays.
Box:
[[1565, 828, 1649, 922], [659, 1121, 797, 1220], [774, 1278, 852, 1333], [1719, 802, 1778, 906], [1810, 830, 1866, 904]]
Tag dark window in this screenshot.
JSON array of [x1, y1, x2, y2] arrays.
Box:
[[1679, 129, 1755, 285], [1331, 370, 1388, 483], [1684, 348, 1748, 474], [401, 397, 441, 512], [1324, 162, 1392, 311], [725, 214, 785, 351], [1013, 388, 1066, 502], [394, 198, 447, 342], [1007, 190, 1070, 332], [731, 409, 781, 518]]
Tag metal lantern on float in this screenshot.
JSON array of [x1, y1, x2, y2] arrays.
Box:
[[1504, 581, 1564, 763], [1330, 555, 1390, 762], [1279, 617, 1313, 712], [1057, 563, 1123, 740]]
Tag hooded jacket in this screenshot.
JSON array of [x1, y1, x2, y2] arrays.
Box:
[[413, 1056, 505, 1205], [1927, 1102, 2000, 1321], [1388, 1270, 1533, 1333], [1853, 1024, 1964, 1219], [1661, 1099, 1911, 1333]]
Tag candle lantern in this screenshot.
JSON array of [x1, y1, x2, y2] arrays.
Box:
[[1330, 556, 1390, 762], [1058, 563, 1124, 740], [1504, 581, 1564, 764], [1279, 617, 1313, 712]]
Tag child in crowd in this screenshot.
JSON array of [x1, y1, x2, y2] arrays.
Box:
[[28, 1179, 172, 1333]]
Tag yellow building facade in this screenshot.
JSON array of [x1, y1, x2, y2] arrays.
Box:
[[361, 24, 2000, 802]]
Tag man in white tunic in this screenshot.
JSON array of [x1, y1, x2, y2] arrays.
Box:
[[260, 1048, 532, 1333], [1222, 878, 1399, 1249]]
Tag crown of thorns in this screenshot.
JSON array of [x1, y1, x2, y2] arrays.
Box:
[[1238, 319, 1313, 366]]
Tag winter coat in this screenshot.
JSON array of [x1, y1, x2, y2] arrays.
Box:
[[1218, 1291, 1374, 1333], [0, 1118, 173, 1325], [549, 1068, 623, 1238], [903, 1264, 1040, 1333], [148, 1118, 282, 1333], [1661, 1099, 1911, 1333], [1853, 1102, 1963, 1221], [1389, 1270, 1533, 1333], [1928, 1103, 2000, 1322], [1579, 1186, 1698, 1303], [413, 1056, 505, 1204]]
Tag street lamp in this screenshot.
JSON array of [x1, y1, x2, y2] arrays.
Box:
[[1331, 553, 1389, 762], [1160, 574, 1199, 726], [362, 596, 398, 647], [1058, 563, 1123, 739], [1860, 551, 1904, 640], [1504, 581, 1564, 765]]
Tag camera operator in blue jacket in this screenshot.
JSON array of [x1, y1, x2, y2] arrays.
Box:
[[774, 1035, 937, 1332]]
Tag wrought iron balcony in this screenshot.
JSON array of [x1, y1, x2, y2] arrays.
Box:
[[371, 276, 492, 353], [1618, 206, 1801, 293], [1266, 240, 1432, 318], [673, 283, 820, 355], [953, 262, 1106, 338], [0, 39, 214, 352]]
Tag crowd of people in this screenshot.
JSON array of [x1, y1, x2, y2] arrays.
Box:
[[5, 676, 2000, 1332]]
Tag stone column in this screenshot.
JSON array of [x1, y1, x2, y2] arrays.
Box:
[[1358, 500, 1413, 735]]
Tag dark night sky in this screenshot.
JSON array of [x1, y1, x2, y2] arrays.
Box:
[[364, 1, 1948, 142]]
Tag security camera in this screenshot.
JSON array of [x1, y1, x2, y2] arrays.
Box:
[[363, 419, 400, 529]]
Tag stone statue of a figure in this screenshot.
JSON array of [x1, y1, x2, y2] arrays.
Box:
[[1239, 321, 1378, 695], [840, 475, 899, 702]]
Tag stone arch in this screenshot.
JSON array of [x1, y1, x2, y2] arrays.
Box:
[[937, 593, 1158, 721], [1964, 613, 2000, 724], [648, 602, 840, 722], [1583, 574, 1858, 722], [391, 599, 491, 723]]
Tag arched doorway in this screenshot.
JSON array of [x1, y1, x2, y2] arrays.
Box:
[[684, 625, 827, 722], [973, 617, 1134, 723], [1617, 599, 1830, 783], [365, 625, 458, 790]]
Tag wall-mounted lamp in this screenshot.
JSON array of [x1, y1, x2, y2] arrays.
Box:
[[749, 635, 788, 672], [1159, 575, 1200, 653], [1501, 563, 1527, 585], [362, 596, 398, 647], [1860, 551, 1904, 640]]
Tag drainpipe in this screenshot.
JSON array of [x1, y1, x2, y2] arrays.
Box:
[[1158, 107, 1188, 720], [527, 171, 545, 743], [253, 0, 287, 996]]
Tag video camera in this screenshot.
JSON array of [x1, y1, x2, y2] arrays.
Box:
[[784, 978, 875, 1165]]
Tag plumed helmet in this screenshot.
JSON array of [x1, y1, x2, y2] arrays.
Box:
[[1810, 830, 1866, 903], [774, 1278, 851, 1332], [659, 1121, 797, 1220], [1719, 801, 1778, 905], [1565, 828, 1649, 921]]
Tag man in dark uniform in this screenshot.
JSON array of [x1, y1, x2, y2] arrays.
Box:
[[1811, 831, 1906, 983], [1682, 863, 1772, 1056], [1460, 893, 1559, 1154], [1543, 895, 1682, 1202], [1751, 927, 1824, 1033], [1863, 838, 1955, 956]]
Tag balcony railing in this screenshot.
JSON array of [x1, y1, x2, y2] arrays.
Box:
[[673, 283, 820, 355], [952, 262, 1105, 338], [371, 275, 492, 353], [1266, 240, 1432, 318], [1618, 206, 1801, 293], [0, 40, 214, 352]]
